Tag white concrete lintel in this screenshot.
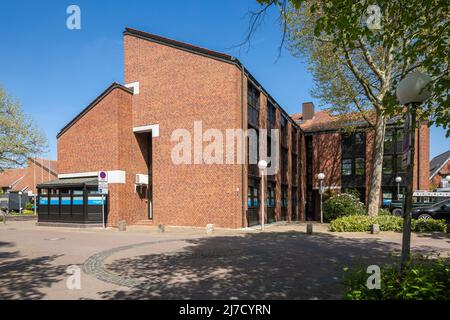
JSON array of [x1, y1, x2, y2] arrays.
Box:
[[133, 124, 160, 137]]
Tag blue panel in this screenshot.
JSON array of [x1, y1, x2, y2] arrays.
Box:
[[61, 197, 71, 205], [50, 198, 59, 205], [39, 198, 48, 205], [88, 197, 105, 206], [73, 197, 83, 205]]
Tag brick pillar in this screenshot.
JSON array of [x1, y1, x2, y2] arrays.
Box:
[[275, 109, 282, 221], [287, 122, 292, 222]]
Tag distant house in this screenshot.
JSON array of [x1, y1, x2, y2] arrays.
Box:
[[430, 150, 450, 190], [0, 158, 58, 195]]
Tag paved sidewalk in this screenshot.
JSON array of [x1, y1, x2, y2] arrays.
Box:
[[0, 221, 449, 300]]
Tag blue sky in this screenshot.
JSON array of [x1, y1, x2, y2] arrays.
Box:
[[0, 0, 448, 160]]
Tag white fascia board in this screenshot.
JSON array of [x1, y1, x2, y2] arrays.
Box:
[[58, 172, 98, 179], [125, 82, 140, 95], [58, 170, 126, 184], [133, 124, 160, 137]]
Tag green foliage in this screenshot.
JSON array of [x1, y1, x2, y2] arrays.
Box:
[[0, 85, 47, 170], [378, 208, 391, 216], [323, 193, 365, 222], [25, 202, 33, 210], [330, 215, 447, 233], [21, 209, 35, 215], [344, 257, 450, 300], [413, 219, 447, 233]]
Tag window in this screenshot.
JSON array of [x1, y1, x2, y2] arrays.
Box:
[[396, 156, 406, 173], [267, 187, 276, 207], [267, 102, 276, 129], [281, 188, 287, 207], [342, 133, 352, 147], [247, 83, 260, 126], [247, 186, 259, 208], [355, 132, 364, 145], [342, 159, 352, 176], [383, 155, 393, 174], [384, 131, 394, 150], [355, 158, 365, 176]]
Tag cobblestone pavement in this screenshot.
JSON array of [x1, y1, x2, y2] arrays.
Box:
[[1, 221, 449, 300]]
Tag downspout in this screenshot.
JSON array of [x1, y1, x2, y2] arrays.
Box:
[[241, 63, 246, 228], [417, 126, 420, 190]]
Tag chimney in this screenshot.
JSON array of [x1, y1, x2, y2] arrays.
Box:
[[302, 102, 315, 121]]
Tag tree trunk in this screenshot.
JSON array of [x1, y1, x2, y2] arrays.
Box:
[[366, 114, 387, 217]]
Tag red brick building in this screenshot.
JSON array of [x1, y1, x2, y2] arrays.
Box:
[[37, 28, 301, 228], [0, 158, 58, 195], [430, 150, 450, 190], [292, 103, 430, 220], [36, 28, 431, 228]]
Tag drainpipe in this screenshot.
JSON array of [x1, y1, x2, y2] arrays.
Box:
[[241, 63, 246, 228]]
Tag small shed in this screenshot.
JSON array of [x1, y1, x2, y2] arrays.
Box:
[[36, 177, 107, 226]]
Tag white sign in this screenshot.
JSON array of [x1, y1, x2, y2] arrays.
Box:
[[98, 171, 108, 194]]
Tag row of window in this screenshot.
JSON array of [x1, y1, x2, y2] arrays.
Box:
[[248, 186, 298, 209]]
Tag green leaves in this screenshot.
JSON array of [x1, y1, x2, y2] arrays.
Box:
[[0, 85, 47, 170], [329, 215, 447, 233], [344, 257, 450, 300]]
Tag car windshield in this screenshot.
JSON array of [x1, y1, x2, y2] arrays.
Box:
[[434, 199, 450, 208]]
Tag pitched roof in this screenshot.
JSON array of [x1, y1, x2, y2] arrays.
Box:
[[292, 109, 403, 133], [430, 150, 450, 179], [56, 83, 133, 139], [0, 158, 58, 192]]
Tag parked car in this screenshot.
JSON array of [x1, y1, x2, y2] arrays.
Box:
[[411, 199, 450, 222], [389, 191, 450, 216]]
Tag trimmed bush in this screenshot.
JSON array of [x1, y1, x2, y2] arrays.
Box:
[[412, 219, 447, 233], [344, 257, 450, 300], [329, 215, 447, 233], [323, 193, 365, 222], [25, 202, 33, 210], [378, 208, 392, 216]]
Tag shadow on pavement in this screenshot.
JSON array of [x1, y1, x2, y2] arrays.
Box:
[[98, 231, 408, 300], [0, 241, 65, 300]]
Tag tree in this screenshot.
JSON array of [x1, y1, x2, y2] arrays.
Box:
[[0, 85, 47, 170], [253, 0, 449, 216]]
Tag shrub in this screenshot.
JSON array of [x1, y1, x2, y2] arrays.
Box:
[[344, 257, 450, 300], [21, 209, 35, 215], [329, 215, 447, 233], [412, 219, 447, 233], [25, 202, 33, 210], [378, 208, 392, 216], [323, 193, 365, 222]]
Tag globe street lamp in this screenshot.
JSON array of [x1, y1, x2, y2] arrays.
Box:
[[258, 160, 268, 231], [317, 173, 325, 223], [446, 175, 450, 188], [395, 176, 403, 200], [18, 191, 23, 214], [396, 71, 431, 271]]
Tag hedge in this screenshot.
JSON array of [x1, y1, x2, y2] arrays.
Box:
[[329, 215, 447, 233]]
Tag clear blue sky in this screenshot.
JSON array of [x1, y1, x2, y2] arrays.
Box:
[[0, 0, 448, 160]]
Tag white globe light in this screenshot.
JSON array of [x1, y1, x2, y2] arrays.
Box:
[[258, 160, 268, 170], [446, 175, 450, 182], [317, 173, 325, 180], [396, 71, 432, 105], [395, 177, 403, 183]]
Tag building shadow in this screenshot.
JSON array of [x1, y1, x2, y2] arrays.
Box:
[[97, 231, 422, 300], [0, 241, 65, 300]]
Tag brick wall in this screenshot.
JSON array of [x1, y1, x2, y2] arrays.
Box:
[[124, 34, 244, 228]]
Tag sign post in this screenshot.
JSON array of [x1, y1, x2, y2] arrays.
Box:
[[98, 171, 108, 229]]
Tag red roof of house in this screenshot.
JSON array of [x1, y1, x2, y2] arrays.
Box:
[[0, 158, 58, 192]]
